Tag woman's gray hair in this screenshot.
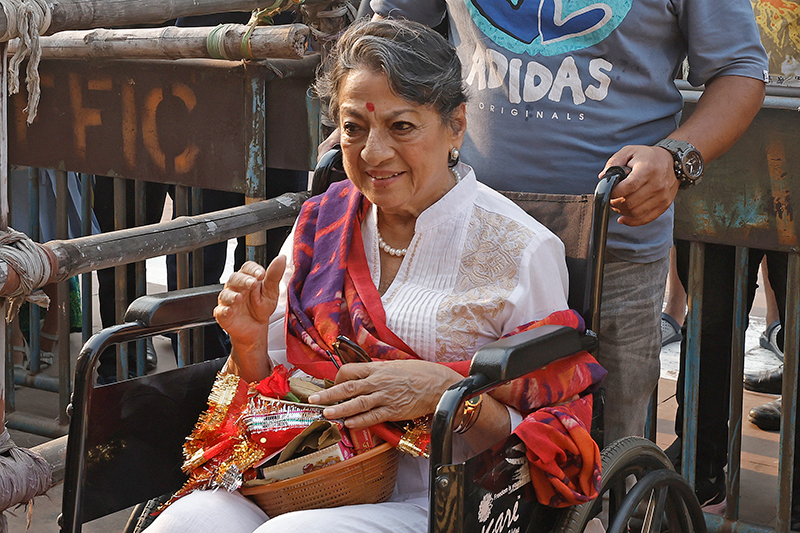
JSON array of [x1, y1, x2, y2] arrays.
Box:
[[315, 18, 468, 130]]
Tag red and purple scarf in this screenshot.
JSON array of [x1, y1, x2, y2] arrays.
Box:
[[285, 180, 606, 507]]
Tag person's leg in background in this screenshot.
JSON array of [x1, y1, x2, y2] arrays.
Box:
[[744, 257, 785, 398], [761, 257, 783, 353], [661, 245, 686, 346]]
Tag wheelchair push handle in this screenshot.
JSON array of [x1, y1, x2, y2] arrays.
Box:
[[311, 144, 346, 196], [601, 165, 629, 189]]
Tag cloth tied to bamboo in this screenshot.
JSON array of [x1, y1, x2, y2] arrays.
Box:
[[0, 0, 52, 123], [0, 427, 52, 532], [0, 227, 51, 322]]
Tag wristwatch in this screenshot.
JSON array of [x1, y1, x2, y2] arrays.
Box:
[[655, 139, 704, 189]]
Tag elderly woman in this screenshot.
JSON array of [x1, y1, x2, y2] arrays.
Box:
[[148, 18, 604, 533]]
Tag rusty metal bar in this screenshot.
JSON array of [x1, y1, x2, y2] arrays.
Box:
[[175, 185, 190, 368], [246, 64, 268, 265], [726, 246, 749, 521], [28, 169, 64, 375], [113, 177, 129, 382], [14, 372, 58, 392], [27, 168, 42, 374], [191, 188, 204, 287], [191, 187, 205, 364], [174, 186, 190, 292], [246, 196, 268, 266], [134, 179, 147, 376], [682, 241, 704, 489], [777, 252, 800, 533], [56, 170, 71, 426], [80, 174, 92, 345], [6, 411, 68, 439]]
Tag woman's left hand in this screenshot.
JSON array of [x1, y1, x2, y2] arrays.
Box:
[[307, 360, 464, 428]]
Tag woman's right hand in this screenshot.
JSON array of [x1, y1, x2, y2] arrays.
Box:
[[214, 257, 286, 381]]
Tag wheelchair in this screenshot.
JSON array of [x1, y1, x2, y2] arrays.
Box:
[[60, 149, 705, 533]]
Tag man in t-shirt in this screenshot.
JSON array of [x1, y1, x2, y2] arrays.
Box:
[[367, 0, 767, 467]]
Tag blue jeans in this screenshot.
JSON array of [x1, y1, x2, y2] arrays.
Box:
[[598, 254, 670, 444]]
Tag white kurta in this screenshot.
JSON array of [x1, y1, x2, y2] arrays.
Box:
[[265, 163, 569, 504], [268, 163, 569, 368], [149, 165, 570, 533]]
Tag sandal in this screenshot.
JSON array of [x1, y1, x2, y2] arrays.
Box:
[[660, 312, 682, 347], [17, 339, 53, 372], [760, 320, 783, 360], [33, 349, 54, 370]]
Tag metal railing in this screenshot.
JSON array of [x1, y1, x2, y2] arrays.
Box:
[[675, 82, 800, 533]]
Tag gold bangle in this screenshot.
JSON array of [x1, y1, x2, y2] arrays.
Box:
[[454, 394, 483, 434]]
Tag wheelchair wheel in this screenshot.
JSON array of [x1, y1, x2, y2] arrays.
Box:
[[605, 468, 706, 533], [555, 436, 676, 533]]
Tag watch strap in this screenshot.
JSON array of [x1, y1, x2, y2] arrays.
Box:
[[655, 138, 703, 189]]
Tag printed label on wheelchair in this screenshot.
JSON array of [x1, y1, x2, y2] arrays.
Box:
[[463, 435, 536, 533]]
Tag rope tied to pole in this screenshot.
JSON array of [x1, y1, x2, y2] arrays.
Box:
[[300, 2, 357, 47], [207, 1, 305, 61], [0, 228, 51, 322], [0, 427, 51, 530], [0, 0, 52, 124], [206, 24, 237, 60]]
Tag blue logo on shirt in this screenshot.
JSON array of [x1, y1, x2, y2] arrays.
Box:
[[466, 0, 631, 56]]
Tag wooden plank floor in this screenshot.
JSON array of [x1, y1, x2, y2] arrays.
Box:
[[656, 378, 780, 528]]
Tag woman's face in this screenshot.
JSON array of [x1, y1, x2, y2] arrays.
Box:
[[338, 68, 465, 219]]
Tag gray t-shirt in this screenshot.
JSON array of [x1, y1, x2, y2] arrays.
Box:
[[371, 0, 768, 262]]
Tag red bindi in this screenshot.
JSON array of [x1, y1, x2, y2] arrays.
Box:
[[366, 102, 375, 112]]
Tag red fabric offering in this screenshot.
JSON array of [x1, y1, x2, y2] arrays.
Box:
[[255, 364, 292, 399]]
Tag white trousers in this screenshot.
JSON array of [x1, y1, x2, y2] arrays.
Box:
[[146, 489, 428, 533]]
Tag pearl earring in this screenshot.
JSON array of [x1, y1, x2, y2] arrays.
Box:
[[449, 147, 460, 165]]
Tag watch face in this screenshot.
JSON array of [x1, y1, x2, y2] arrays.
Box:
[[683, 151, 703, 179]]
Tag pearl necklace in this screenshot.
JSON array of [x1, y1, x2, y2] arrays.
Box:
[[376, 229, 407, 257], [375, 167, 461, 258]]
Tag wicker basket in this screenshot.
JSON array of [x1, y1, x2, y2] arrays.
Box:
[[241, 443, 400, 517]]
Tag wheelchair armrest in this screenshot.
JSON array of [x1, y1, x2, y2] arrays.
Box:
[[123, 284, 223, 328], [431, 324, 597, 471], [469, 324, 597, 384]]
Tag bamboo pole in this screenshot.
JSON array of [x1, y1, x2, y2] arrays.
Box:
[[2, 0, 294, 39], [0, 191, 310, 297], [9, 24, 311, 60]]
